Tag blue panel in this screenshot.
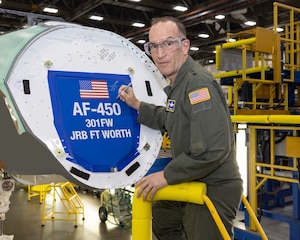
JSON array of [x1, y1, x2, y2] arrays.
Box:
[[295, 70, 300, 83], [146, 157, 172, 175], [48, 70, 140, 172], [234, 227, 263, 240]]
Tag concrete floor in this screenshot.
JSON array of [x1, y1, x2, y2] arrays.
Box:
[[2, 182, 291, 240], [4, 183, 135, 240]]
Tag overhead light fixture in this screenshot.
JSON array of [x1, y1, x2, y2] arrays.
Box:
[[276, 27, 284, 32], [174, 6, 188, 12], [190, 47, 199, 51], [137, 39, 146, 44], [198, 33, 209, 38], [215, 14, 225, 20], [89, 15, 104, 21], [129, 0, 141, 2], [208, 59, 214, 63], [0, 0, 2, 4], [227, 38, 236, 42], [132, 22, 145, 28], [43, 7, 58, 14], [244, 20, 256, 26]]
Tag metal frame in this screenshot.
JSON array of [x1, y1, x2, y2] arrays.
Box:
[[248, 125, 300, 240]]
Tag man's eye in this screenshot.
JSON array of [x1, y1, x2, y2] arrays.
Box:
[[150, 44, 158, 49], [166, 41, 174, 46]]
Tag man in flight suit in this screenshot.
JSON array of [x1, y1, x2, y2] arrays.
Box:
[[118, 16, 243, 240]]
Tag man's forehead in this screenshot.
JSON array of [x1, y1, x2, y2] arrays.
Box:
[[149, 22, 179, 41], [149, 37, 175, 43]]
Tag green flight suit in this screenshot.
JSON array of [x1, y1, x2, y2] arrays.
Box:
[[138, 56, 243, 240]]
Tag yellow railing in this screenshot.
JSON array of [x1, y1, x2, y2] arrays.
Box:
[[214, 2, 300, 115], [248, 125, 300, 231], [274, 2, 300, 75], [131, 182, 268, 240]]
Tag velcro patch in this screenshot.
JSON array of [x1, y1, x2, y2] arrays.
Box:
[[188, 88, 210, 105], [166, 99, 176, 112]]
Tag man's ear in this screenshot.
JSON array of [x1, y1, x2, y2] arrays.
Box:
[[182, 39, 190, 54]]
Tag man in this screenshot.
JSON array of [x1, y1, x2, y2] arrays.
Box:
[[118, 16, 243, 240]]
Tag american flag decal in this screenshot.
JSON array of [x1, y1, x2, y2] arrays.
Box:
[[79, 80, 109, 99], [188, 88, 210, 105]]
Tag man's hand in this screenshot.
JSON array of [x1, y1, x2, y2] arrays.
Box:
[[135, 171, 168, 201], [118, 85, 141, 110]]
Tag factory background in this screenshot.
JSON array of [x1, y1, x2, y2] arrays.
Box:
[[0, 0, 300, 239]]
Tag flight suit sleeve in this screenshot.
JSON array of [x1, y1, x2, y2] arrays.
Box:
[[164, 84, 233, 185], [137, 101, 166, 132]]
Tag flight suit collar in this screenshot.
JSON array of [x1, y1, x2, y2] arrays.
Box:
[[163, 56, 195, 96]]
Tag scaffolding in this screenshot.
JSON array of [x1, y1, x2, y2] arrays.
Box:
[[214, 2, 300, 116], [247, 125, 300, 239]]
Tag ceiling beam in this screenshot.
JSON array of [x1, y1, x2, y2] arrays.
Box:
[[65, 0, 106, 21]]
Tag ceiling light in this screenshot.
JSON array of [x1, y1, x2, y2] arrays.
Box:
[[132, 22, 145, 28], [0, 1, 2, 4], [43, 7, 58, 14], [227, 38, 236, 42], [208, 59, 214, 63], [190, 47, 199, 51], [129, 0, 141, 2], [89, 15, 104, 21], [137, 39, 146, 44], [276, 27, 284, 32], [198, 33, 209, 38], [174, 6, 188, 12], [215, 14, 225, 20], [244, 21, 256, 26]]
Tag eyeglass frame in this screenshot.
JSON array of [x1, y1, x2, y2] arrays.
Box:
[[144, 37, 186, 56]]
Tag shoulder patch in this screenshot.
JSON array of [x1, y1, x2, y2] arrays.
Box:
[[188, 88, 210, 105]]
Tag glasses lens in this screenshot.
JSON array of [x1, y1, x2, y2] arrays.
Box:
[[144, 38, 184, 56], [144, 42, 151, 55]]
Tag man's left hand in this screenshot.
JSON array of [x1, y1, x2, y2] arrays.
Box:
[[135, 171, 168, 201]]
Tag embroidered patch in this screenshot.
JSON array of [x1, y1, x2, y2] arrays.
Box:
[[166, 99, 176, 112], [188, 88, 210, 105]]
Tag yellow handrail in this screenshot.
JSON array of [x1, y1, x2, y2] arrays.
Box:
[[241, 195, 268, 240], [231, 115, 300, 124], [131, 182, 269, 240]]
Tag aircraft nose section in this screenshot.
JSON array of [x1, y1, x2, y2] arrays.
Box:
[[0, 21, 167, 188]]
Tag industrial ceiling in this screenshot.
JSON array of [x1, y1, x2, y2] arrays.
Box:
[[0, 0, 300, 64]]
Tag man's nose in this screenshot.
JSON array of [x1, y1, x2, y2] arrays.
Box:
[[156, 45, 166, 57]]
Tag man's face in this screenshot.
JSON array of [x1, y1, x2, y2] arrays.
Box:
[[148, 21, 190, 84]]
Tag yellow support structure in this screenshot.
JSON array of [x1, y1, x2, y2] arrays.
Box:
[[28, 184, 52, 204], [214, 66, 270, 79], [41, 182, 84, 227], [213, 1, 300, 115], [132, 182, 268, 240], [231, 114, 300, 124], [161, 132, 171, 151], [274, 2, 300, 74], [248, 125, 300, 232]]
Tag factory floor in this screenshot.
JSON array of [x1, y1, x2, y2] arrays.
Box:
[[2, 182, 291, 240]]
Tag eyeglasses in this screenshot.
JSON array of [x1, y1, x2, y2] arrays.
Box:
[[144, 37, 186, 56]]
